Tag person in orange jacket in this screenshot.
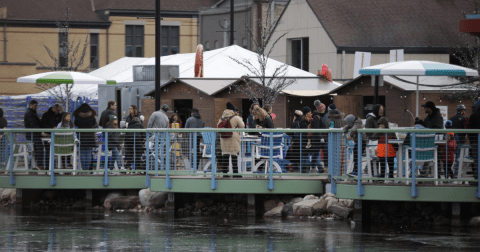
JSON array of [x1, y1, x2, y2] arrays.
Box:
[[371, 117, 397, 181]]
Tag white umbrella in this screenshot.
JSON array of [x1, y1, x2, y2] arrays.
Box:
[[17, 71, 116, 112], [359, 60, 479, 116]]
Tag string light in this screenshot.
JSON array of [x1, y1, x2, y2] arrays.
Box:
[[423, 94, 425, 100], [300, 99, 303, 104]]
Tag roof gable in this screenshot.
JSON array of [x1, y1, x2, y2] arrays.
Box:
[[95, 0, 214, 12]]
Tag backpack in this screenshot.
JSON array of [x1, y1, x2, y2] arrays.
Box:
[[218, 115, 235, 138]]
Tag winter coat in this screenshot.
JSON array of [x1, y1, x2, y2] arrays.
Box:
[[311, 111, 327, 142], [450, 113, 468, 143], [343, 117, 365, 144], [439, 136, 456, 163], [0, 109, 7, 128], [467, 107, 480, 144], [41, 107, 62, 129], [217, 109, 245, 155], [326, 109, 345, 128], [125, 119, 146, 150], [74, 111, 98, 148], [24, 108, 42, 140], [105, 124, 120, 150], [299, 117, 311, 144], [185, 112, 205, 128], [253, 116, 274, 129], [147, 110, 169, 129], [99, 108, 116, 129], [424, 108, 444, 129], [125, 111, 142, 125], [288, 117, 302, 138], [372, 132, 397, 158]]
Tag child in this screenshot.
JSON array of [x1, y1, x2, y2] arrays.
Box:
[[105, 115, 124, 171], [344, 114, 366, 177], [371, 117, 397, 181], [439, 132, 456, 179]]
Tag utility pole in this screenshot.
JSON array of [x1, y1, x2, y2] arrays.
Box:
[[230, 0, 234, 45], [155, 0, 161, 111]]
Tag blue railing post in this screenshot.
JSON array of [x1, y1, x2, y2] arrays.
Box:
[[50, 132, 56, 186], [357, 132, 364, 196], [411, 133, 419, 198], [145, 132, 151, 187], [8, 132, 15, 185], [165, 132, 172, 189], [268, 132, 274, 190], [103, 132, 109, 186], [193, 132, 197, 173], [477, 133, 480, 199], [155, 132, 159, 175], [211, 133, 217, 190]]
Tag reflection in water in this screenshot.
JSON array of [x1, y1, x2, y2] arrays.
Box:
[[1, 209, 480, 251]]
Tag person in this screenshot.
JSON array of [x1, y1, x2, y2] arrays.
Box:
[[371, 117, 396, 181], [105, 115, 124, 171], [264, 104, 276, 122], [125, 105, 142, 125], [57, 112, 77, 168], [147, 104, 169, 128], [73, 103, 98, 171], [438, 131, 456, 180], [99, 101, 117, 129], [285, 110, 303, 171], [0, 108, 8, 128], [24, 100, 48, 170], [299, 106, 312, 172], [170, 114, 182, 129], [311, 100, 327, 173], [252, 107, 274, 130], [185, 108, 205, 171], [323, 103, 336, 123], [247, 103, 260, 128], [217, 102, 245, 177], [466, 99, 480, 186], [422, 101, 444, 129], [449, 105, 467, 176], [326, 106, 345, 128], [344, 114, 365, 177], [125, 117, 146, 170], [41, 103, 63, 129], [365, 104, 383, 138]]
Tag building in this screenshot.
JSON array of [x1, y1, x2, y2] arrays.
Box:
[[199, 0, 287, 51], [329, 75, 474, 127], [0, 0, 213, 95], [266, 0, 474, 82]]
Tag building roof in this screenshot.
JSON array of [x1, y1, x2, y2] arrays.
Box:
[[95, 0, 214, 12], [1, 0, 105, 22], [306, 0, 474, 48], [145, 78, 238, 96]]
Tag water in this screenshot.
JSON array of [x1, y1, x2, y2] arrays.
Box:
[[1, 208, 480, 251]]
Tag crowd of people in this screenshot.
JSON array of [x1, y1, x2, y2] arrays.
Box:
[[12, 97, 480, 185]]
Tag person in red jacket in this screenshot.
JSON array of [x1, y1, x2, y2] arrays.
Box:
[[438, 132, 456, 179], [371, 117, 396, 181]]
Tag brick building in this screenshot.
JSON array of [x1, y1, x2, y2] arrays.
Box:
[[330, 75, 475, 127]]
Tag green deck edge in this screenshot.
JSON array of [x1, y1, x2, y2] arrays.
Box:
[[150, 178, 323, 194], [335, 184, 480, 202], [0, 176, 146, 189]]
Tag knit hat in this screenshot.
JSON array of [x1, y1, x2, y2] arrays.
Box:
[[314, 99, 321, 108], [344, 114, 356, 127], [318, 103, 326, 112], [226, 102, 236, 111], [294, 110, 303, 117], [377, 117, 389, 128], [475, 99, 480, 109], [302, 106, 311, 115], [328, 103, 337, 111], [161, 104, 169, 112], [108, 114, 118, 123], [445, 120, 453, 129]]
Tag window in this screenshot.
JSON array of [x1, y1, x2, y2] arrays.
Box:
[[90, 33, 99, 69], [59, 31, 68, 68], [291, 38, 309, 71], [126, 25, 144, 57], [161, 26, 179, 56], [214, 40, 219, 49]]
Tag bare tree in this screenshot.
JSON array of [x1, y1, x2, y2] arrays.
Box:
[[229, 0, 295, 105], [32, 7, 92, 106]]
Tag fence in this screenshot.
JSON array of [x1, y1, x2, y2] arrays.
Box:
[[0, 127, 479, 198]]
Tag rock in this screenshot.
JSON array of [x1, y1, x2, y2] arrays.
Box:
[[322, 193, 334, 199], [264, 205, 284, 217], [303, 195, 318, 200], [138, 189, 167, 208], [326, 198, 341, 212], [421, 205, 434, 216], [0, 189, 16, 204], [103, 191, 124, 209], [469, 216, 480, 227], [289, 197, 303, 204], [293, 199, 321, 216], [282, 202, 295, 217], [318, 197, 331, 211], [338, 199, 353, 208], [110, 196, 140, 210], [331, 205, 353, 219], [314, 208, 328, 216], [195, 199, 206, 209], [72, 200, 85, 209], [264, 199, 282, 212]]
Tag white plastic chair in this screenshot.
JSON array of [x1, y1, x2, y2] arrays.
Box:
[[5, 133, 32, 173], [457, 145, 474, 183]]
